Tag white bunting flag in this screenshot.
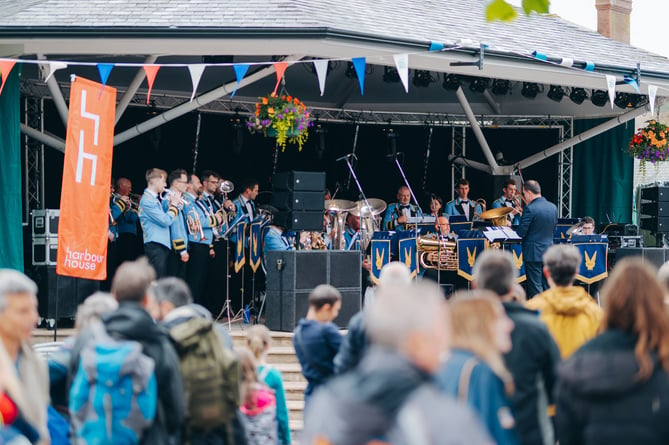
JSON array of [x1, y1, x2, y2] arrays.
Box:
[[42, 61, 67, 82], [393, 54, 409, 93], [649, 85, 658, 116], [313, 59, 329, 96], [188, 64, 206, 102], [606, 75, 616, 109]]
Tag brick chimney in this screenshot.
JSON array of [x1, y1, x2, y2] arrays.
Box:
[[595, 0, 632, 44]]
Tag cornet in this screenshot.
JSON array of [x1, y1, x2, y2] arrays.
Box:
[[218, 179, 237, 222], [165, 189, 188, 209], [186, 208, 206, 241]]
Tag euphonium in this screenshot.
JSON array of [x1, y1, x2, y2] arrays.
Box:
[[417, 234, 457, 270]]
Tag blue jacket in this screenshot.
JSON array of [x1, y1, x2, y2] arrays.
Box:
[[343, 227, 360, 250], [263, 226, 291, 268], [515, 196, 558, 262], [109, 198, 124, 242], [230, 195, 255, 244], [161, 191, 188, 253], [436, 348, 519, 445], [139, 189, 177, 248], [293, 319, 342, 397], [382, 203, 420, 231], [444, 198, 483, 222], [492, 196, 521, 226]]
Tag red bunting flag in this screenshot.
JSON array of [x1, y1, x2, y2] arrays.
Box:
[[272, 62, 289, 95], [143, 65, 160, 104], [0, 60, 16, 96]]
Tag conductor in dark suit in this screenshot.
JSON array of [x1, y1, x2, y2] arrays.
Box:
[[515, 180, 557, 299]]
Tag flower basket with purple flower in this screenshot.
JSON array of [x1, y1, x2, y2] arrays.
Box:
[[247, 93, 312, 151], [628, 120, 669, 172]]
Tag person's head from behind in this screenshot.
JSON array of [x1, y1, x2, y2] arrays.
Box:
[[449, 290, 515, 393], [150, 277, 193, 321], [602, 258, 669, 379], [307, 284, 342, 322], [236, 347, 261, 408], [0, 270, 39, 345], [247, 324, 272, 360], [111, 257, 156, 306], [509, 283, 527, 303], [472, 250, 518, 298], [366, 282, 450, 373], [75, 292, 118, 330], [378, 261, 412, 290], [542, 244, 581, 287]]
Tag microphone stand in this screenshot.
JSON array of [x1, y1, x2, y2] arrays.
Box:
[[217, 214, 249, 331], [390, 153, 423, 279], [341, 155, 374, 244]]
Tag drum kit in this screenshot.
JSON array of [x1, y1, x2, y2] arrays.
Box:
[[325, 198, 387, 250]]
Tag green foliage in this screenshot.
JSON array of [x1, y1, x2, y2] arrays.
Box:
[[486, 0, 550, 22]]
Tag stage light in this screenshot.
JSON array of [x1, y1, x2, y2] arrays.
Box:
[[442, 74, 461, 91], [468, 78, 489, 93], [591, 89, 608, 107], [569, 88, 587, 105], [383, 66, 402, 83], [547, 85, 565, 102], [344, 62, 356, 79], [412, 70, 434, 88], [491, 79, 510, 95], [521, 82, 540, 99]]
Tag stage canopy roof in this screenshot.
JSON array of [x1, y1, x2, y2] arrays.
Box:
[[2, 0, 669, 124]]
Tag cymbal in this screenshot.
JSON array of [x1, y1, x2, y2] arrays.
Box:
[[478, 206, 514, 220], [324, 199, 356, 212], [350, 198, 387, 217]]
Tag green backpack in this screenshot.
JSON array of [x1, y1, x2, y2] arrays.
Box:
[[169, 317, 240, 431]]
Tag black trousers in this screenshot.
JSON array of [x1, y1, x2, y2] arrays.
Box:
[[116, 233, 141, 263], [187, 242, 211, 310], [103, 240, 119, 291], [166, 250, 187, 280], [144, 242, 169, 279]]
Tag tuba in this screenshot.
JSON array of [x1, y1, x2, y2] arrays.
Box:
[[478, 207, 514, 227], [417, 234, 457, 270]]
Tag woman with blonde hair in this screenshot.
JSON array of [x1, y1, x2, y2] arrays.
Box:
[[556, 258, 669, 445], [247, 325, 291, 445], [436, 290, 519, 445]]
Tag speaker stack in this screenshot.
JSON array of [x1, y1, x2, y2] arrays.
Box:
[[639, 185, 669, 233], [271, 171, 325, 231], [264, 250, 362, 331]]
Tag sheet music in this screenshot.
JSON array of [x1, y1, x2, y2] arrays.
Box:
[[406, 216, 436, 224], [500, 227, 521, 240]]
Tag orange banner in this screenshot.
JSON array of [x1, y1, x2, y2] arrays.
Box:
[[56, 77, 116, 280]]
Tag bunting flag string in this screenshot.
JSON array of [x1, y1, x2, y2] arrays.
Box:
[[0, 41, 668, 103], [351, 57, 366, 95], [606, 74, 616, 109], [0, 59, 16, 96], [97, 63, 114, 86], [187, 64, 206, 102], [272, 62, 289, 95], [312, 59, 329, 96], [231, 63, 249, 98], [143, 65, 160, 105]]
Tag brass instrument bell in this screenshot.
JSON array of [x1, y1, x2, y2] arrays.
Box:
[[478, 207, 514, 226]]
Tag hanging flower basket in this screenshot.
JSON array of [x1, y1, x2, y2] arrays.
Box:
[[628, 120, 669, 173], [247, 93, 312, 151]]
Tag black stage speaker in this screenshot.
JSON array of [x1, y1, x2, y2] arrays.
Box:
[[641, 201, 669, 218], [29, 266, 100, 320], [641, 186, 669, 202], [277, 211, 324, 231], [272, 171, 326, 192], [272, 191, 324, 212], [640, 217, 669, 233], [614, 247, 668, 269], [265, 250, 361, 331]]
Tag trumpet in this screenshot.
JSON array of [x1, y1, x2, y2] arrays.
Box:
[[113, 192, 140, 212]]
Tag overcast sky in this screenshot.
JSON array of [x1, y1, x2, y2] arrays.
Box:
[[508, 0, 669, 58]]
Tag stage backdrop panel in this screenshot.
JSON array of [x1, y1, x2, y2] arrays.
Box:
[[0, 68, 23, 271]]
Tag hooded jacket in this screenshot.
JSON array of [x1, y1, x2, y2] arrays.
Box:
[[102, 302, 185, 445], [555, 329, 669, 445], [525, 286, 603, 358]]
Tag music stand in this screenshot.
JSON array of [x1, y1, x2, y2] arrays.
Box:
[[216, 214, 249, 330]]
